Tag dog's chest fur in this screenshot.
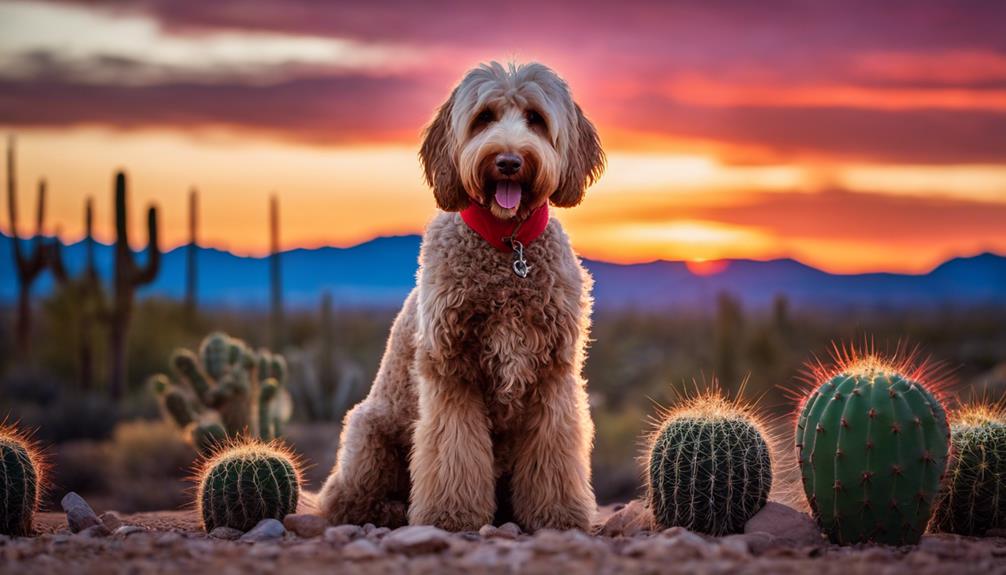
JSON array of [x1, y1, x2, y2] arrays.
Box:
[[417, 212, 587, 433]]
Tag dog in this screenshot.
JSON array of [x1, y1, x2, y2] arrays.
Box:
[[319, 61, 605, 532]]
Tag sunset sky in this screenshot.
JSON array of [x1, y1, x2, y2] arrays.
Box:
[[1, 0, 1005, 273]]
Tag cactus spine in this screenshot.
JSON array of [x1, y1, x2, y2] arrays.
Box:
[[152, 332, 291, 455], [0, 425, 43, 537], [109, 171, 160, 398], [796, 356, 949, 545], [647, 391, 773, 535], [197, 442, 301, 532], [6, 137, 53, 356], [932, 403, 1006, 535]]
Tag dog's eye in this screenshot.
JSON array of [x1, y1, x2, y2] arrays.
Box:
[[526, 110, 546, 127], [474, 109, 495, 126]]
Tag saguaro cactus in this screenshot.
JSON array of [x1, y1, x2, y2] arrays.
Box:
[[932, 402, 1006, 535], [109, 171, 160, 399], [151, 332, 292, 455], [6, 137, 51, 355], [196, 441, 301, 532], [50, 197, 105, 390], [185, 187, 198, 317], [0, 424, 44, 537], [647, 389, 773, 535], [796, 351, 950, 545]]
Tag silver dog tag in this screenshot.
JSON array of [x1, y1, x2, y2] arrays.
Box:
[[510, 239, 530, 278]]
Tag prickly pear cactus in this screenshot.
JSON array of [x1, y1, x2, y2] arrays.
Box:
[[197, 442, 301, 532], [796, 361, 949, 545], [0, 426, 42, 536], [932, 403, 1006, 535], [648, 393, 773, 535], [150, 332, 292, 455]]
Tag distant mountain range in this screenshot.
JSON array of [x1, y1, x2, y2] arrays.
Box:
[[2, 232, 1004, 311]]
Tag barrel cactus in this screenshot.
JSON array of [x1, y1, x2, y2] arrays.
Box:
[[197, 441, 302, 532], [647, 390, 773, 535], [932, 401, 1006, 535], [0, 425, 43, 536], [150, 332, 292, 455], [796, 351, 950, 545]]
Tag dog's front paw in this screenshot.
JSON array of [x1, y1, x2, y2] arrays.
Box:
[[518, 501, 593, 533], [408, 505, 492, 532]]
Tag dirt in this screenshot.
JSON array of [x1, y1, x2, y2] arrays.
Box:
[[3, 507, 1005, 574]]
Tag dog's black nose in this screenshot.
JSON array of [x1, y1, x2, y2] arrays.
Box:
[[495, 153, 523, 176]]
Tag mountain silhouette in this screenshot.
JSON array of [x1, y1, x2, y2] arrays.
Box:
[[2, 232, 1003, 310]]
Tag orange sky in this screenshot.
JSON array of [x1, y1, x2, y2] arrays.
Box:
[[2, 0, 1005, 274]]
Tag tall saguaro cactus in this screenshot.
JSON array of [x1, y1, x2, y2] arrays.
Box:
[[6, 137, 50, 355], [50, 197, 105, 389], [269, 194, 283, 349], [186, 187, 198, 317], [109, 171, 160, 399]]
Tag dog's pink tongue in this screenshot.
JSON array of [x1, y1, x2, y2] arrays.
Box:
[[494, 180, 521, 210]]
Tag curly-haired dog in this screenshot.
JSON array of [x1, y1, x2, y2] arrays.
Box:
[[319, 61, 605, 532]]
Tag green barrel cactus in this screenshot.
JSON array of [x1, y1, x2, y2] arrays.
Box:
[[932, 403, 1006, 535], [150, 332, 292, 455], [0, 426, 43, 536], [197, 442, 301, 532], [648, 393, 773, 535], [796, 360, 950, 545]]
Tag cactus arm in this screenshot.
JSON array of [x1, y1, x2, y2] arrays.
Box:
[[131, 205, 160, 286], [171, 349, 214, 405], [258, 379, 279, 440]]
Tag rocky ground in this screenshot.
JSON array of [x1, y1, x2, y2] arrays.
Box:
[[2, 497, 1004, 574]]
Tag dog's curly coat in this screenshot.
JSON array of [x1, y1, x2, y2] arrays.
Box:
[[319, 61, 605, 532]]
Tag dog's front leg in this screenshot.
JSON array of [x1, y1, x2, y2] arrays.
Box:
[[408, 352, 495, 531], [512, 372, 596, 532]]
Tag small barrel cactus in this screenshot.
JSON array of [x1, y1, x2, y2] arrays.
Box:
[[796, 352, 950, 545], [0, 425, 43, 536], [150, 332, 292, 455], [932, 402, 1006, 535], [647, 390, 773, 535], [197, 441, 302, 532]]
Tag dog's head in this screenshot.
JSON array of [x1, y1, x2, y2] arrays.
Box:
[[420, 61, 605, 220]]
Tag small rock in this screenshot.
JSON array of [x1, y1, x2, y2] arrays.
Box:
[[75, 524, 111, 538], [744, 502, 822, 547], [209, 527, 244, 540], [478, 524, 497, 538], [283, 514, 328, 538], [60, 492, 101, 533], [155, 532, 183, 547], [724, 531, 776, 555], [457, 531, 481, 542], [324, 525, 363, 545], [382, 525, 451, 555], [343, 538, 383, 560], [240, 519, 286, 542], [496, 522, 522, 539], [112, 525, 146, 538], [718, 534, 752, 558], [362, 523, 377, 535], [99, 511, 122, 531], [596, 500, 653, 537], [367, 527, 391, 540]]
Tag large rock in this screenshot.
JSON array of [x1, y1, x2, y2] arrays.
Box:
[[60, 492, 101, 533], [283, 514, 328, 538], [239, 519, 286, 542], [744, 502, 822, 547], [382, 525, 451, 555]]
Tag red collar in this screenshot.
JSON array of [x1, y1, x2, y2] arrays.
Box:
[[460, 203, 549, 252]]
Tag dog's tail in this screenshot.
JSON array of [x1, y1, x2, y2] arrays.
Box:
[[297, 489, 320, 514]]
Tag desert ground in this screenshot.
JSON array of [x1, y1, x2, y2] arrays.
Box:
[[2, 500, 1003, 575]]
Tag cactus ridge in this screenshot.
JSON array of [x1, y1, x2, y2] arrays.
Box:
[[648, 405, 772, 535], [0, 428, 41, 537], [933, 406, 1006, 535], [197, 442, 301, 532], [796, 368, 949, 545], [151, 332, 291, 455]]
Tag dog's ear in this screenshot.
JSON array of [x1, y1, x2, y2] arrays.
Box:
[[551, 103, 605, 208], [419, 91, 469, 212]]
